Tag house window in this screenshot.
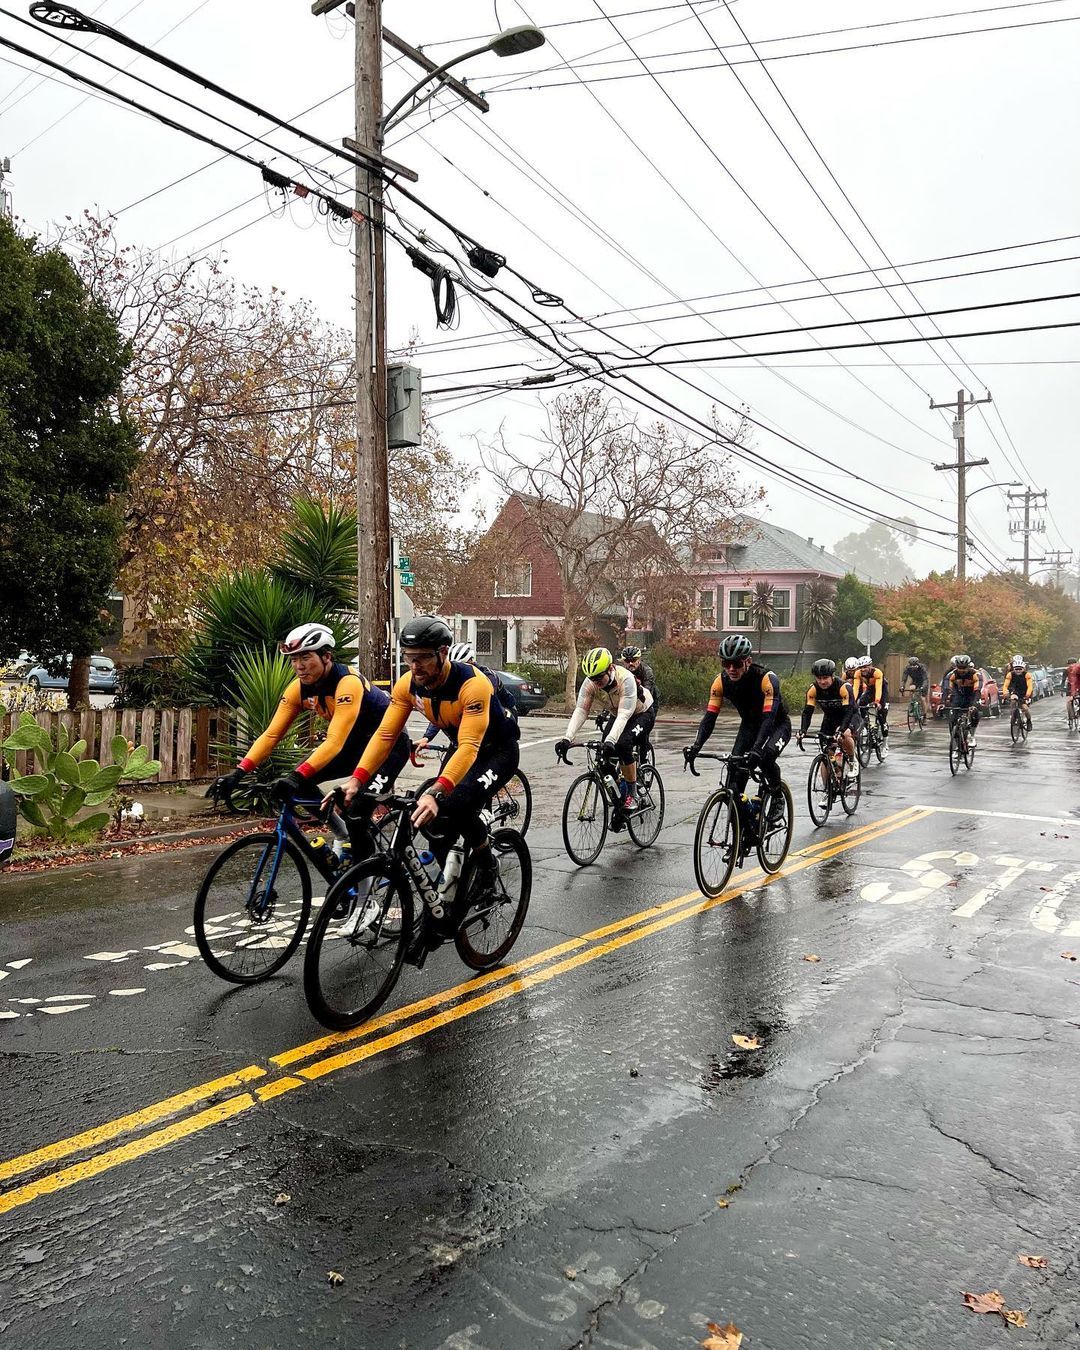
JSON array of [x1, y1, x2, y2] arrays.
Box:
[[494, 562, 532, 598], [697, 588, 716, 629], [728, 589, 752, 627], [771, 589, 791, 627], [475, 628, 493, 657]]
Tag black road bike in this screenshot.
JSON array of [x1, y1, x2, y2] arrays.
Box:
[[1009, 696, 1032, 744], [684, 751, 794, 899], [414, 738, 533, 836], [856, 710, 889, 767], [948, 706, 978, 775], [303, 791, 531, 1029], [800, 732, 860, 826], [557, 738, 665, 866]]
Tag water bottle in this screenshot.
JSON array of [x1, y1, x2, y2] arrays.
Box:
[[309, 835, 334, 869], [331, 839, 351, 870], [435, 844, 464, 917]]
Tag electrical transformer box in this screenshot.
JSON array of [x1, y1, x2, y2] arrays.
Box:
[[387, 363, 422, 448]]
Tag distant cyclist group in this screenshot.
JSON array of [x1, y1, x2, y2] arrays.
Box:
[[202, 614, 1079, 1028]]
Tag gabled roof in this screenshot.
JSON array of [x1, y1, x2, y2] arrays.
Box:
[[702, 514, 883, 584]]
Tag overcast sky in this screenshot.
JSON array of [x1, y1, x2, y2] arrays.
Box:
[[3, 0, 1078, 582]]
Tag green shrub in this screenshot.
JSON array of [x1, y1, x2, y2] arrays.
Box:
[[2, 712, 161, 843], [781, 671, 814, 718], [648, 643, 718, 708], [506, 660, 565, 701], [116, 657, 209, 710]]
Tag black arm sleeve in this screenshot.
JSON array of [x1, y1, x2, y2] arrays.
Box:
[[693, 709, 718, 751]]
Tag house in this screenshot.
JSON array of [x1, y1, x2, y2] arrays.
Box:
[[690, 515, 874, 662], [437, 493, 647, 667]]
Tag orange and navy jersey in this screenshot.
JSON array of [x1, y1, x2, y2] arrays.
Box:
[[240, 664, 388, 781], [706, 662, 786, 725], [355, 659, 518, 791], [852, 666, 886, 702], [948, 666, 982, 701], [800, 677, 856, 734], [1002, 668, 1033, 700]]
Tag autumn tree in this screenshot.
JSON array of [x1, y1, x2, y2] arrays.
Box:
[[876, 575, 1056, 665], [0, 217, 137, 708], [485, 387, 761, 703], [833, 519, 915, 584]]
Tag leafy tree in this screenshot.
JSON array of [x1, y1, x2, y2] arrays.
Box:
[[833, 520, 914, 585], [751, 581, 776, 650], [0, 217, 137, 707], [790, 577, 835, 673], [876, 574, 1057, 665], [820, 573, 880, 658]]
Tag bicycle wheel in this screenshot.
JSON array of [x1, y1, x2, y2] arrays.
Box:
[[303, 859, 412, 1030], [840, 758, 861, 815], [490, 771, 532, 836], [626, 764, 665, 848], [757, 781, 794, 874], [806, 754, 833, 827], [193, 833, 311, 983], [874, 724, 889, 762], [1010, 708, 1025, 744], [949, 724, 963, 775], [562, 772, 609, 866], [454, 829, 532, 970], [693, 788, 740, 899], [856, 724, 872, 768], [963, 726, 976, 769]]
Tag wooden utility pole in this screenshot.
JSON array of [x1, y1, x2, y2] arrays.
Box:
[[931, 388, 991, 581], [1006, 487, 1048, 580]]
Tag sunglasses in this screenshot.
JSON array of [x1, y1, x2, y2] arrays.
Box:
[[721, 658, 747, 670]]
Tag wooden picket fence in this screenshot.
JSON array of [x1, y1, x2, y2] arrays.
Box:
[[0, 707, 236, 785]]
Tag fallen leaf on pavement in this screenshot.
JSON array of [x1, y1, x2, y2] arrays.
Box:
[[1019, 1254, 1047, 1269], [273, 1193, 291, 1207], [564, 1267, 577, 1280], [963, 1290, 1005, 1315], [725, 1182, 743, 1195], [715, 1197, 730, 1208], [703, 1321, 743, 1349], [802, 954, 821, 963], [327, 1270, 345, 1287], [731, 1035, 760, 1050], [629, 1067, 640, 1077], [1061, 952, 1077, 962], [1002, 1307, 1028, 1328]]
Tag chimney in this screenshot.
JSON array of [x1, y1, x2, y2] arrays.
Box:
[[807, 537, 814, 546]]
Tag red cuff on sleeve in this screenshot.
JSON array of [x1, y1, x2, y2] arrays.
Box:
[[295, 762, 316, 780], [352, 767, 371, 786], [435, 776, 453, 794], [238, 757, 255, 773]]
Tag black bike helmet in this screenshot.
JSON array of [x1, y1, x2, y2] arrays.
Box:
[[811, 658, 836, 678], [953, 653, 974, 669], [620, 645, 642, 660], [400, 615, 453, 650], [718, 633, 753, 661]]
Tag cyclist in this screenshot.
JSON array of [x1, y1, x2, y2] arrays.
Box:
[[619, 645, 661, 712], [943, 654, 982, 745], [1063, 657, 1080, 702], [899, 655, 930, 723], [411, 641, 517, 759], [556, 647, 654, 812], [852, 655, 890, 740], [341, 615, 520, 891], [1002, 654, 1034, 731], [682, 635, 791, 811], [796, 658, 860, 775], [213, 622, 410, 810]]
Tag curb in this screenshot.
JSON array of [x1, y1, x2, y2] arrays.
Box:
[[5, 816, 273, 872]]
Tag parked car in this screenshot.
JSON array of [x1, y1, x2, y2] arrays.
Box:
[[25, 655, 118, 694], [496, 669, 548, 715], [929, 667, 1000, 718], [0, 650, 32, 679]]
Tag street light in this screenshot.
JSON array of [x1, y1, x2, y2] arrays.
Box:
[[966, 479, 1021, 501], [381, 26, 545, 132]]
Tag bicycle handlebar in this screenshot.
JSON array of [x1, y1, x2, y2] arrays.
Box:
[[683, 749, 758, 779], [556, 738, 607, 768]]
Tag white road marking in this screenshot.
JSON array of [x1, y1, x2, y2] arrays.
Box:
[[43, 995, 95, 1003], [144, 961, 189, 971], [918, 805, 1074, 827], [147, 942, 201, 960], [0, 971, 7, 982], [6, 959, 32, 970], [0, 1010, 20, 1019], [38, 1005, 89, 1016], [952, 856, 1054, 918], [861, 850, 978, 907], [1029, 872, 1080, 934], [519, 735, 560, 749], [109, 988, 147, 997], [84, 950, 139, 963], [8, 998, 41, 1005]]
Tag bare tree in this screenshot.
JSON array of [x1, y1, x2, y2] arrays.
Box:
[[484, 387, 761, 703]]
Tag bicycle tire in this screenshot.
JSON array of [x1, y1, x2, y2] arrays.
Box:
[[806, 754, 833, 827], [856, 724, 872, 768], [1010, 708, 1026, 744], [757, 781, 794, 874], [840, 759, 861, 815], [963, 728, 976, 769], [491, 771, 533, 836], [303, 858, 412, 1030], [949, 724, 963, 775], [193, 833, 311, 984], [562, 772, 609, 866], [626, 764, 665, 848], [874, 724, 889, 763], [693, 788, 739, 899], [454, 829, 532, 970]]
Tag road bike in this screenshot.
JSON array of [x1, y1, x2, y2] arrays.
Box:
[[193, 786, 390, 984], [799, 732, 860, 826], [414, 738, 533, 836], [948, 706, 978, 775], [902, 686, 926, 732], [1009, 696, 1032, 744], [684, 750, 794, 899], [1067, 693, 1080, 733], [856, 709, 889, 767], [303, 790, 531, 1029], [556, 738, 665, 866]]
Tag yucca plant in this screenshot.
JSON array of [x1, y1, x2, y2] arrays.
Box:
[[270, 498, 357, 615], [2, 713, 161, 843]]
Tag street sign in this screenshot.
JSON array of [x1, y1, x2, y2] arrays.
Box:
[[398, 554, 410, 571], [399, 571, 415, 588], [856, 617, 883, 647]]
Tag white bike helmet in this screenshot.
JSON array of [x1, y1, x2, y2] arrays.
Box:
[[844, 657, 858, 674], [857, 654, 873, 669], [280, 622, 334, 655], [449, 641, 475, 662], [1011, 654, 1025, 668]]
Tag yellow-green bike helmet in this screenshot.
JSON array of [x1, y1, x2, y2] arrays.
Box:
[[581, 647, 613, 678]]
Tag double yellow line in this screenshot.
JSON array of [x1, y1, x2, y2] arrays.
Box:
[[0, 804, 931, 1218]]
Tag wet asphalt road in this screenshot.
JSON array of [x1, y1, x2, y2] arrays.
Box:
[[2, 704, 1079, 1349]]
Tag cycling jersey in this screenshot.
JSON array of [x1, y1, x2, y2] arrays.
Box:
[[354, 659, 519, 793], [946, 667, 982, 705], [422, 664, 516, 743], [692, 662, 787, 751], [1066, 663, 1080, 697], [1002, 668, 1034, 700], [566, 663, 653, 747], [903, 661, 928, 691], [800, 677, 858, 736], [852, 666, 888, 703], [240, 664, 390, 782], [619, 658, 661, 712]]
